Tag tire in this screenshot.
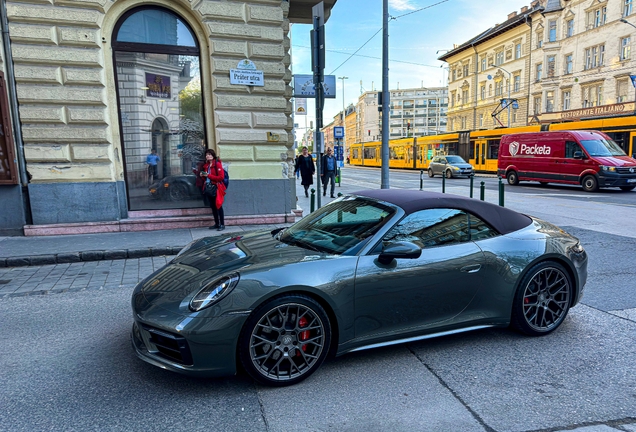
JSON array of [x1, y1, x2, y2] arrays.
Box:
[[581, 175, 598, 192], [539, 182, 549, 187], [238, 294, 331, 386], [620, 186, 635, 191], [506, 170, 519, 186], [169, 184, 188, 201], [445, 170, 453, 179], [510, 261, 572, 336], [428, 169, 434, 178]]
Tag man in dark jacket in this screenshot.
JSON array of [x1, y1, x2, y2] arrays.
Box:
[[321, 147, 337, 198]]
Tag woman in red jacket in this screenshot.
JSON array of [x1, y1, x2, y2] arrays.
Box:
[[200, 149, 226, 231]]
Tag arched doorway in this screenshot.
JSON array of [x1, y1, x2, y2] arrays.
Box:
[[113, 6, 206, 210]]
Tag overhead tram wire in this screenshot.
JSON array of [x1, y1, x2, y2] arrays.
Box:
[[292, 45, 442, 69], [328, 0, 453, 75]]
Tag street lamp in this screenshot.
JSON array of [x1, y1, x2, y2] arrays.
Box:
[[490, 64, 512, 128], [620, 18, 636, 29], [338, 76, 348, 155]]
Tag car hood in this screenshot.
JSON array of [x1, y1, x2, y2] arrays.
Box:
[[451, 163, 473, 169], [592, 156, 636, 167], [138, 229, 318, 299]]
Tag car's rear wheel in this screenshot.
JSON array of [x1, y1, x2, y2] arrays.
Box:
[[506, 170, 519, 186], [581, 175, 598, 192], [620, 185, 635, 191], [428, 168, 434, 178], [445, 169, 453, 179], [510, 261, 572, 336], [239, 294, 331, 386]]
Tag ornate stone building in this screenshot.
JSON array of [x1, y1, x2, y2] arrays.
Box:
[[0, 0, 336, 235]]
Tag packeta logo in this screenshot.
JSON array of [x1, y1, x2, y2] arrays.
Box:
[[509, 141, 519, 156], [519, 144, 551, 155]]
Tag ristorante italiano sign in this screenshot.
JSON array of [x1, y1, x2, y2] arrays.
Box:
[[536, 102, 635, 122]]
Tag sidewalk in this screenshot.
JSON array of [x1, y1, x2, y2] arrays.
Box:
[[0, 175, 354, 268]]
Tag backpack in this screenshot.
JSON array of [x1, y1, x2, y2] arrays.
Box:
[[223, 169, 229, 188]]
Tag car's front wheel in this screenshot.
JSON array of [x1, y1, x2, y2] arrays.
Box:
[[445, 169, 453, 179], [239, 294, 331, 386], [428, 168, 434, 178], [510, 261, 572, 336]]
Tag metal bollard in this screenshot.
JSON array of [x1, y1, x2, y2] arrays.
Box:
[[469, 174, 474, 198], [310, 188, 316, 213], [498, 176, 505, 207], [442, 173, 446, 193], [480, 181, 485, 201], [337, 192, 343, 197], [420, 170, 424, 191]]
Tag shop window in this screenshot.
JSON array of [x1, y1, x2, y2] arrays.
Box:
[[113, 7, 206, 211]]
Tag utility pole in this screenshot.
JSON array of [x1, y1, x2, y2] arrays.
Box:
[[381, 0, 389, 189], [311, 2, 325, 208], [339, 76, 348, 152]]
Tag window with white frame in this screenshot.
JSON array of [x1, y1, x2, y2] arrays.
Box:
[[582, 84, 603, 108], [587, 6, 607, 29], [537, 32, 543, 48], [621, 37, 631, 60], [462, 89, 468, 104], [584, 44, 605, 69], [479, 114, 484, 127], [548, 20, 557, 42], [562, 90, 571, 110], [515, 43, 522, 59], [617, 78, 629, 102], [481, 57, 487, 71], [495, 80, 503, 96], [536, 63, 543, 81], [450, 91, 456, 107], [547, 55, 556, 77], [566, 19, 574, 38], [495, 51, 504, 66], [463, 63, 470, 77], [546, 91, 555, 113], [624, 0, 633, 17], [461, 117, 466, 129], [565, 54, 573, 74], [533, 96, 541, 114], [480, 84, 486, 100], [514, 74, 521, 92], [489, 84, 492, 96]]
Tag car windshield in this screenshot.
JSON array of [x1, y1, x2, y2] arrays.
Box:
[[280, 197, 396, 255], [445, 156, 466, 164], [580, 139, 626, 157]]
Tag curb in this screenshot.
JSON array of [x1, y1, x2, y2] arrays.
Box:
[[0, 246, 184, 268]]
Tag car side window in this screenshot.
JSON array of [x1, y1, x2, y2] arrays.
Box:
[[565, 141, 582, 158], [381, 208, 470, 249], [467, 213, 499, 241]]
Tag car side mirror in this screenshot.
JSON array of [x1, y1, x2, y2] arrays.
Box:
[[378, 241, 422, 265], [573, 151, 583, 159]]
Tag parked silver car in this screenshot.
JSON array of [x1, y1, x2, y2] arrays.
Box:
[[428, 155, 474, 178]]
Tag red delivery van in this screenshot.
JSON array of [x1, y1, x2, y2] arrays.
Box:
[[497, 130, 636, 192]]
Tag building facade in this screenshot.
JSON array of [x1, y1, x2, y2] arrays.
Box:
[[0, 0, 336, 235], [388, 87, 448, 138], [440, 4, 538, 132]]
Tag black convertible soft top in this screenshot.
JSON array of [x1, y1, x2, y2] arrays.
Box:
[[354, 189, 532, 235]]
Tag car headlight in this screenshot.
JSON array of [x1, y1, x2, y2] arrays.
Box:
[[189, 273, 240, 312], [570, 242, 585, 254], [601, 165, 616, 172], [452, 166, 459, 170]]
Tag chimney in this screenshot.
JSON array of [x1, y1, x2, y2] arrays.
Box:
[[521, 6, 528, 13], [508, 11, 517, 19]]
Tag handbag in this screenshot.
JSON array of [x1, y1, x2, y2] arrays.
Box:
[[204, 181, 217, 198]]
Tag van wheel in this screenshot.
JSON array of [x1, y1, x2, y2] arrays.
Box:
[[581, 175, 598, 192], [620, 186, 635, 191], [539, 182, 549, 187], [428, 169, 434, 178], [506, 170, 519, 186]]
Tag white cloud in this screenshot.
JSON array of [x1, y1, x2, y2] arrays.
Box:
[[389, 0, 418, 12]]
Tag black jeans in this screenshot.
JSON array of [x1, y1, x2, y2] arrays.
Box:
[[211, 204, 224, 226]]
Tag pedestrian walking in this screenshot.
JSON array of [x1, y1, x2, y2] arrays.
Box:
[[201, 149, 226, 231], [295, 146, 315, 197], [146, 148, 160, 184], [321, 147, 337, 198]]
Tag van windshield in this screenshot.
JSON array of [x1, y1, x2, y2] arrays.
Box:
[[580, 139, 626, 157]]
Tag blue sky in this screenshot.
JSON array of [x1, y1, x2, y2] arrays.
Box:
[[291, 0, 531, 131]]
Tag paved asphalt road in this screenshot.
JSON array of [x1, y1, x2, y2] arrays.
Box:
[[1, 167, 635, 432]]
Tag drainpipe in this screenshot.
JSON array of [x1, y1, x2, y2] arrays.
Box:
[[1, 0, 28, 186]]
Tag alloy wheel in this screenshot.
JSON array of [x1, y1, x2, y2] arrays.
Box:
[[521, 266, 570, 333], [248, 302, 326, 382]]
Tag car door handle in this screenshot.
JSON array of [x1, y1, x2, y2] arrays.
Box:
[[460, 264, 481, 273]]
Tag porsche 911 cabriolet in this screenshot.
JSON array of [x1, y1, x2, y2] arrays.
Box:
[[131, 189, 587, 386]]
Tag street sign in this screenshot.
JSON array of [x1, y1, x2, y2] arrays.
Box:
[[293, 74, 336, 98], [295, 98, 307, 115], [334, 126, 344, 139]]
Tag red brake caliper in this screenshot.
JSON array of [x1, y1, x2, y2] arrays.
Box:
[[297, 316, 309, 356]]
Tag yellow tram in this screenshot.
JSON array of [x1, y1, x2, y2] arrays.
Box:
[[349, 116, 636, 173]]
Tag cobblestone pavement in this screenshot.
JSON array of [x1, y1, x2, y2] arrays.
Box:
[[0, 257, 170, 297]]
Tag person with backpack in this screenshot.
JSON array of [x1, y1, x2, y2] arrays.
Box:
[[200, 148, 226, 231]]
